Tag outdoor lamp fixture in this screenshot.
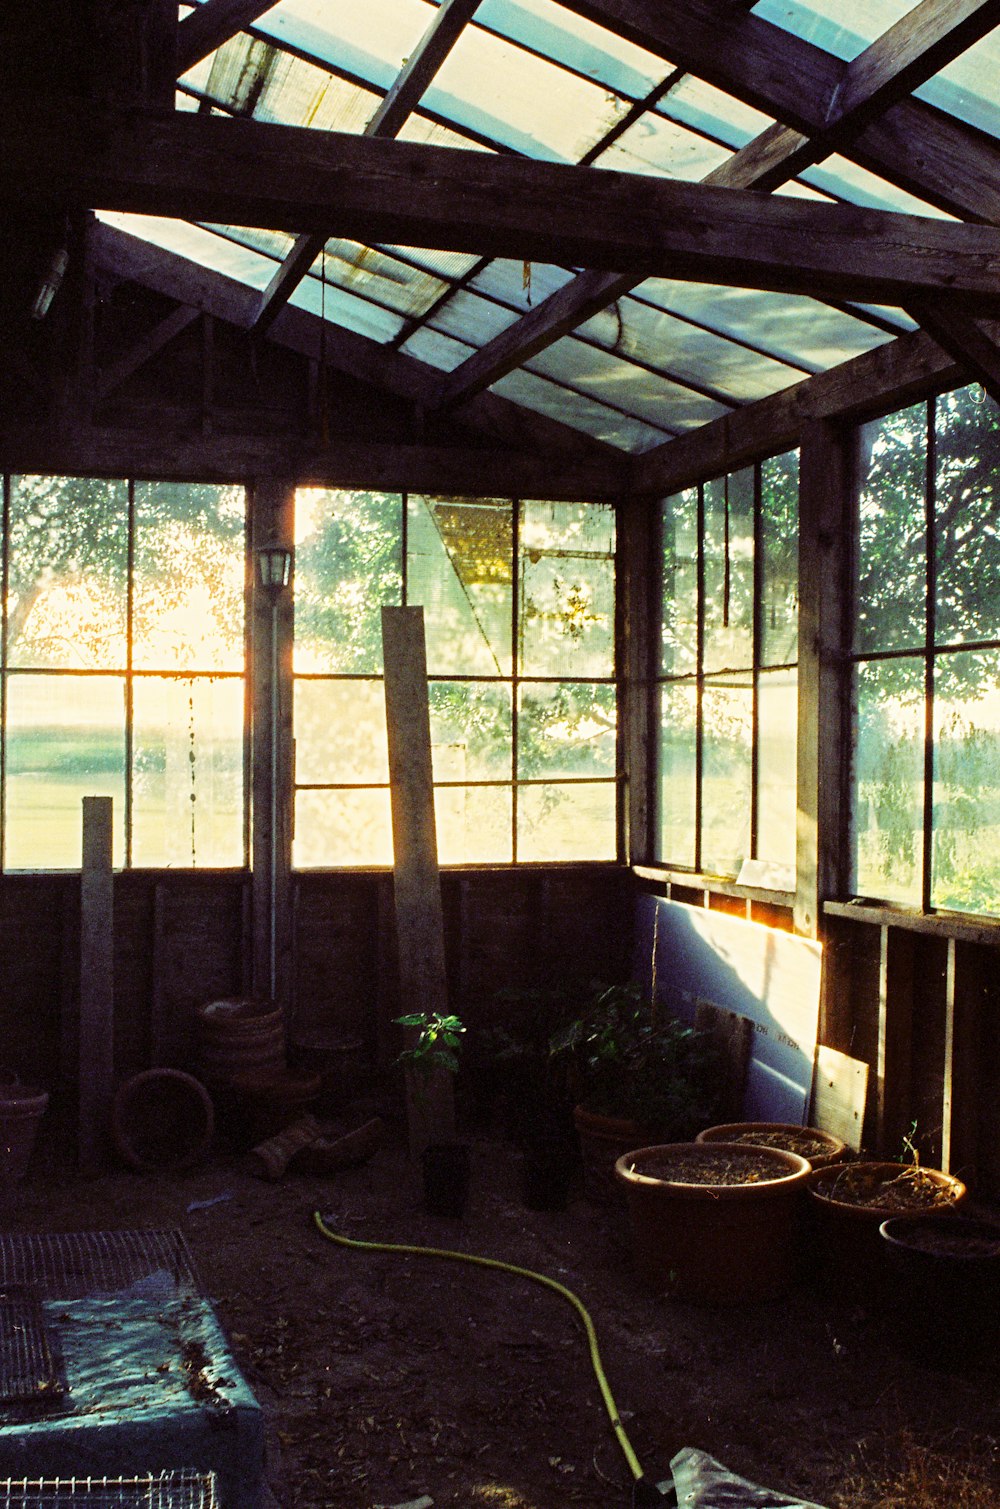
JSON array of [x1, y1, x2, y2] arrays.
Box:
[[31, 246, 69, 321], [256, 542, 292, 594]]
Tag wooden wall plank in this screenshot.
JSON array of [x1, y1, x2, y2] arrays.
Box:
[[78, 796, 114, 1174]]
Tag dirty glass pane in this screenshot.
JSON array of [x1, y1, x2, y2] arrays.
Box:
[[855, 403, 927, 655], [934, 385, 1000, 647], [436, 785, 512, 865], [518, 501, 615, 677], [133, 482, 245, 673], [659, 488, 699, 677], [294, 679, 389, 785], [760, 450, 799, 667], [517, 682, 616, 779], [701, 675, 753, 877], [293, 788, 393, 868], [757, 667, 798, 872], [852, 658, 924, 906], [932, 649, 1000, 915], [294, 488, 402, 674], [703, 469, 754, 675], [132, 676, 244, 867], [8, 476, 128, 670], [517, 782, 617, 861], [408, 496, 513, 677], [429, 682, 512, 782], [655, 680, 697, 868], [4, 674, 126, 869]]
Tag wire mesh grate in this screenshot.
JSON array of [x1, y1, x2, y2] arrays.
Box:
[[0, 1288, 63, 1405], [0, 1234, 201, 1303], [0, 1472, 218, 1507]]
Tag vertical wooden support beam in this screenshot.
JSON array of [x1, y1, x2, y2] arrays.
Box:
[[942, 938, 982, 1182], [250, 478, 295, 1014], [619, 491, 653, 865], [875, 924, 915, 1157], [796, 419, 852, 1049], [79, 797, 114, 1174], [381, 606, 450, 1021]]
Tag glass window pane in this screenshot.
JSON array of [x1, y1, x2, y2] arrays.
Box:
[[704, 469, 754, 674], [435, 785, 512, 865], [294, 488, 402, 673], [931, 649, 1000, 915], [655, 681, 697, 868], [659, 489, 698, 677], [5, 675, 126, 869], [8, 476, 128, 671], [294, 680, 388, 785], [855, 404, 927, 654], [407, 496, 513, 677], [853, 659, 924, 906], [518, 501, 615, 676], [133, 482, 245, 672], [760, 451, 799, 667], [517, 783, 617, 861], [517, 682, 616, 779], [701, 675, 753, 877], [293, 788, 392, 868], [429, 682, 512, 782], [935, 385, 1000, 647], [131, 676, 244, 867], [757, 668, 798, 872]]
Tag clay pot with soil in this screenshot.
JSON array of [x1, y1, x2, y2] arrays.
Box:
[[697, 1121, 848, 1169], [879, 1212, 1000, 1365], [614, 1141, 812, 1304]]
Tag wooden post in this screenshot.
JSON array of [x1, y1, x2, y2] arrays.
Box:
[[619, 490, 654, 865], [381, 606, 453, 1150], [250, 477, 295, 1015], [875, 924, 915, 1157], [79, 796, 114, 1174]]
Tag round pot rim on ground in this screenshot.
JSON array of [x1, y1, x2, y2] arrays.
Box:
[[808, 1160, 966, 1219], [696, 1121, 847, 1167], [879, 1211, 1000, 1256], [113, 1067, 215, 1173], [615, 1141, 811, 1199]]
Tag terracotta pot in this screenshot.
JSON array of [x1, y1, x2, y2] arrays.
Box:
[[573, 1105, 644, 1204], [614, 1142, 811, 1304], [696, 1121, 848, 1169], [808, 1161, 967, 1296], [879, 1212, 1000, 1364], [112, 1069, 214, 1173], [195, 997, 285, 1084]]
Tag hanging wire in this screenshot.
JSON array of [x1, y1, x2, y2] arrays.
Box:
[[722, 471, 731, 629], [320, 242, 329, 446]]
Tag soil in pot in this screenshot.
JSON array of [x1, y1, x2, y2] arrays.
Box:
[[615, 1142, 811, 1304], [879, 1213, 1000, 1367], [697, 1122, 847, 1169], [421, 1142, 471, 1217]]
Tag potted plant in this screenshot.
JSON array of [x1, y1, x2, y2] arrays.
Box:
[[550, 983, 724, 1201], [395, 1010, 470, 1214], [614, 1141, 812, 1303], [696, 1121, 848, 1169]]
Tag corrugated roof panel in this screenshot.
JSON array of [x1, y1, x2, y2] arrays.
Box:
[[595, 112, 732, 179], [800, 154, 955, 218], [423, 21, 634, 161], [97, 212, 276, 288], [290, 276, 407, 342], [429, 288, 524, 346], [196, 32, 381, 130], [578, 300, 808, 401], [471, 259, 577, 310], [525, 337, 732, 431], [400, 326, 475, 373], [918, 33, 1000, 142], [657, 75, 775, 148], [491, 367, 673, 450], [252, 0, 431, 94], [474, 0, 670, 98], [751, 1, 914, 62]]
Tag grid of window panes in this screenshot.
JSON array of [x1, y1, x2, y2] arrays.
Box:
[[654, 453, 799, 878], [0, 475, 247, 870], [851, 384, 1000, 917], [292, 489, 617, 866]]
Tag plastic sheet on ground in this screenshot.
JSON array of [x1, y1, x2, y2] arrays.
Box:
[[667, 1448, 829, 1508]]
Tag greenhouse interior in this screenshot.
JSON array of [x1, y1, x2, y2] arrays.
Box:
[[2, 2, 1000, 1507]]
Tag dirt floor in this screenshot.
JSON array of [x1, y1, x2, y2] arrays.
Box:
[[5, 1110, 1000, 1509]]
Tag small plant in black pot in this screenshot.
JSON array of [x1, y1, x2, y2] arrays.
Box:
[[395, 1010, 470, 1214]]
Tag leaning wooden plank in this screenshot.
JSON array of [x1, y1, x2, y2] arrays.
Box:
[[812, 1045, 869, 1153], [79, 796, 114, 1174]]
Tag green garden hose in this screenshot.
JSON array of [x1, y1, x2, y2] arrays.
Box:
[[312, 1210, 665, 1501]]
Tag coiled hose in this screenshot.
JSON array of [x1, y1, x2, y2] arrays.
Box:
[[312, 1211, 667, 1503]]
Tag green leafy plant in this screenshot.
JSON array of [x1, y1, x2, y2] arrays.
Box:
[[394, 1011, 466, 1076], [549, 982, 723, 1136]]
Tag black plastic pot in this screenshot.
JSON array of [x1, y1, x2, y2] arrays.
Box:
[[421, 1142, 471, 1217], [879, 1213, 1000, 1366], [520, 1125, 576, 1211]]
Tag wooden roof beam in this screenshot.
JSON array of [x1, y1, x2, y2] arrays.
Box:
[[253, 0, 481, 336], [176, 0, 280, 76], [433, 0, 993, 412], [11, 107, 1000, 309], [909, 306, 1000, 405], [95, 303, 200, 403]]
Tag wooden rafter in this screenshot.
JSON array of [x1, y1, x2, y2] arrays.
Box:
[[908, 307, 1000, 405], [96, 304, 201, 403], [175, 0, 280, 76], [434, 0, 995, 411], [9, 106, 1000, 307], [253, 0, 481, 335]]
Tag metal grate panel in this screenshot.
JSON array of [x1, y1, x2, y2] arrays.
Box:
[[0, 1472, 218, 1507], [0, 1289, 63, 1406], [0, 1234, 201, 1303]]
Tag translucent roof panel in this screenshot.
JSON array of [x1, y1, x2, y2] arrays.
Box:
[[289, 277, 407, 343], [596, 113, 732, 180], [577, 300, 807, 403], [473, 0, 671, 99], [423, 21, 634, 162], [400, 326, 475, 374], [656, 75, 775, 150], [525, 338, 733, 432], [97, 212, 277, 290], [428, 288, 525, 348], [750, 2, 916, 62], [185, 33, 382, 132], [918, 33, 1000, 142], [799, 155, 954, 219], [471, 259, 578, 311], [250, 0, 432, 95], [491, 368, 675, 451]]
